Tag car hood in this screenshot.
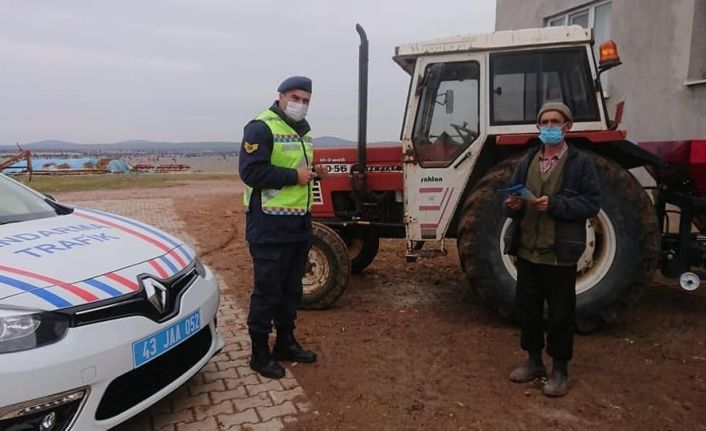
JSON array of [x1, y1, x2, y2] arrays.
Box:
[[0, 208, 195, 310]]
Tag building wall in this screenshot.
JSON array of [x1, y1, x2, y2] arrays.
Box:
[[495, 0, 706, 142], [495, 0, 588, 30]]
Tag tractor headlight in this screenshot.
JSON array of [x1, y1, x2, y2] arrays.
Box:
[[0, 306, 69, 354]]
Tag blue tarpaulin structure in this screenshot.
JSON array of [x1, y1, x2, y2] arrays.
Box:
[[107, 159, 131, 173], [1, 158, 132, 174]]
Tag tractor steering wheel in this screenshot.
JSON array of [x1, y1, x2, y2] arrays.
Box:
[[450, 122, 476, 143]]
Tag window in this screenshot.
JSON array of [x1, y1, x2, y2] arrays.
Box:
[[548, 17, 565, 27], [569, 10, 589, 28], [412, 61, 480, 167], [687, 0, 706, 83], [490, 49, 599, 125], [545, 1, 612, 48], [546, 1, 612, 89]]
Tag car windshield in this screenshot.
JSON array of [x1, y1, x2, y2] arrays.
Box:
[[0, 175, 65, 225]]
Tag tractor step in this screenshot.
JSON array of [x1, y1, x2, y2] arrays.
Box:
[[405, 249, 448, 262]]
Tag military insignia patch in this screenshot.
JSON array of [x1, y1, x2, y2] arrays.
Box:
[[243, 142, 259, 154]]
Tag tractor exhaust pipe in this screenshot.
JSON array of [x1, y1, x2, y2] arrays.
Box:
[[354, 23, 368, 192]]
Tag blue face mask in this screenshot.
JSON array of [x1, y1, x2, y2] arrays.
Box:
[[539, 127, 564, 146]]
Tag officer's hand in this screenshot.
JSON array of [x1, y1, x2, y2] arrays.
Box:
[[297, 166, 315, 185], [505, 196, 523, 211], [534, 195, 549, 211], [313, 164, 328, 179]]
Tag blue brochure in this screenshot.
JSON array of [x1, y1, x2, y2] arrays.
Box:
[[498, 184, 536, 201]]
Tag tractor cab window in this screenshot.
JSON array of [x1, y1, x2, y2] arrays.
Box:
[[412, 61, 480, 168], [490, 48, 599, 125]]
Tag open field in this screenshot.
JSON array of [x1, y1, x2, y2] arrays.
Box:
[[14, 172, 235, 194]]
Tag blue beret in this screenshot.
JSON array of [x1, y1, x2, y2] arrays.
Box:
[[277, 76, 312, 93]]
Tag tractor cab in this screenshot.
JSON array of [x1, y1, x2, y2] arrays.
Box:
[[393, 26, 613, 251]]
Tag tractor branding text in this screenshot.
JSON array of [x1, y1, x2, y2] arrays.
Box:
[[421, 176, 443, 183]]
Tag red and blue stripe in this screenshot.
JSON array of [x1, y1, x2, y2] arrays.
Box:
[[0, 209, 197, 308], [0, 265, 98, 303], [0, 253, 192, 308], [82, 278, 123, 297], [0, 273, 72, 308], [73, 208, 195, 279], [75, 208, 193, 264]]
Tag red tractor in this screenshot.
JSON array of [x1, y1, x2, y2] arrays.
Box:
[[302, 25, 703, 332]]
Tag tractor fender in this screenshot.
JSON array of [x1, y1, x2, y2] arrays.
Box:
[[495, 132, 667, 170], [573, 138, 668, 170]]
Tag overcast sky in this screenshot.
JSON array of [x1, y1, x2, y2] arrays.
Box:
[[0, 0, 496, 144]]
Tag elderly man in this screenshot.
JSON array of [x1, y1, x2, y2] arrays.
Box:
[[503, 102, 601, 397], [239, 76, 320, 379]]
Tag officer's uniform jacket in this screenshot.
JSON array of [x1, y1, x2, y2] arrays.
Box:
[[238, 102, 313, 244]]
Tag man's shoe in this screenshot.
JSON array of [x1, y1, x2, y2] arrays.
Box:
[[273, 330, 317, 363], [509, 360, 546, 383], [250, 334, 285, 379], [543, 366, 569, 397]]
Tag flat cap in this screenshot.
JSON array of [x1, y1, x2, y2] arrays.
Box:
[[277, 76, 312, 94], [537, 101, 573, 123]]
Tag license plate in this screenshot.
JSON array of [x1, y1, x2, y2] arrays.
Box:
[[132, 311, 201, 368]]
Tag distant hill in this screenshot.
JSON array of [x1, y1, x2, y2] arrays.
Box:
[[314, 136, 356, 147], [314, 136, 399, 147], [0, 136, 398, 154], [0, 140, 237, 154]]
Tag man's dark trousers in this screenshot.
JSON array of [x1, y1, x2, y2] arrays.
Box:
[[515, 258, 577, 361], [247, 241, 310, 335]]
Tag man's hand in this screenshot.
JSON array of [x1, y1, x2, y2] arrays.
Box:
[[505, 196, 524, 211], [297, 166, 315, 185], [534, 195, 549, 212]]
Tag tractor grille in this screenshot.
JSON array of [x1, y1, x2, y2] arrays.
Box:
[[312, 180, 323, 204], [95, 326, 212, 420]]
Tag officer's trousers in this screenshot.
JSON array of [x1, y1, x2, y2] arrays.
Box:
[[247, 240, 311, 335], [515, 258, 577, 362]]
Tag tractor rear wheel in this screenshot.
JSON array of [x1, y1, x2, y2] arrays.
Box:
[[301, 222, 351, 309], [336, 226, 380, 274], [457, 151, 659, 332]]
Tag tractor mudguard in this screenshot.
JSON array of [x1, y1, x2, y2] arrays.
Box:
[[496, 133, 667, 170], [589, 139, 668, 170]]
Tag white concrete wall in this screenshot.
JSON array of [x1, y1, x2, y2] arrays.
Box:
[[495, 0, 706, 142]]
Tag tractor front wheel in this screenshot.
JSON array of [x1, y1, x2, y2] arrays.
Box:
[[336, 226, 380, 274], [300, 222, 351, 309]]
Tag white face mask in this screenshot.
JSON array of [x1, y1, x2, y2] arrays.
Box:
[[284, 100, 308, 122]]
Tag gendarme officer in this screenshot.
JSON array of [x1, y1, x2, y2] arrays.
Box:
[[239, 76, 318, 379]]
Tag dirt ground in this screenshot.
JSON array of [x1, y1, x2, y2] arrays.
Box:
[[71, 177, 706, 430]]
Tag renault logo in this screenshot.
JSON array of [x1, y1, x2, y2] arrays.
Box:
[[143, 278, 168, 313]]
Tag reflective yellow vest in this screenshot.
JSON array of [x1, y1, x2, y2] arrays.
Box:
[[243, 109, 313, 215]]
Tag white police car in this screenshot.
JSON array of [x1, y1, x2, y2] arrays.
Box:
[[0, 174, 224, 430]]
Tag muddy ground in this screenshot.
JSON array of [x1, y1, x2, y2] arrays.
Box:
[[66, 177, 706, 429]]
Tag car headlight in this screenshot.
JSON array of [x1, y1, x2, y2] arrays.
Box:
[[193, 258, 207, 278], [0, 306, 69, 354]]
